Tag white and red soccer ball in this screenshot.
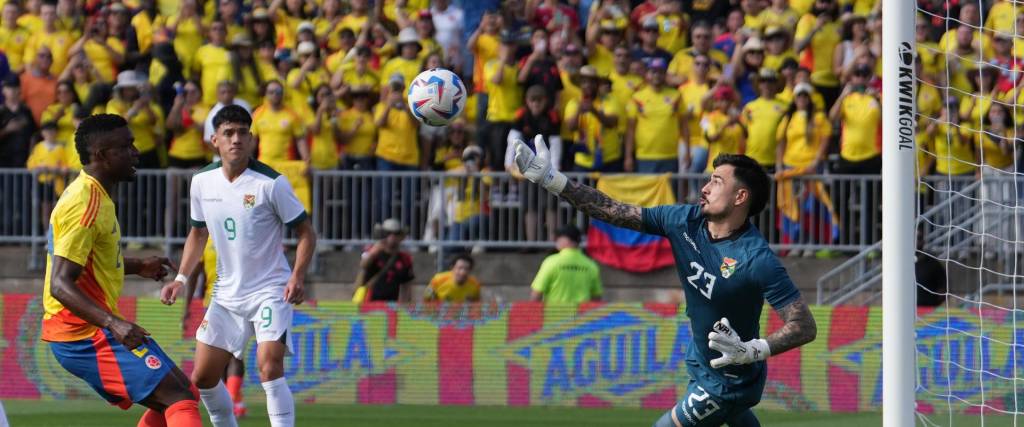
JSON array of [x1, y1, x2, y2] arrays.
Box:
[[407, 68, 466, 127]]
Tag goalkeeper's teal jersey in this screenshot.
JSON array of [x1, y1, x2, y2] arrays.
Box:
[[642, 204, 800, 403]]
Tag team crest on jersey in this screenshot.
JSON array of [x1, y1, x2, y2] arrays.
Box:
[[720, 257, 738, 278], [145, 355, 162, 370], [243, 194, 256, 209], [200, 319, 209, 331]]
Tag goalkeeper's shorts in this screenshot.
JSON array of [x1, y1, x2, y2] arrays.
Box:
[[652, 378, 760, 427]]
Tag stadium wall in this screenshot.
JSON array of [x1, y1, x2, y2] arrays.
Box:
[[0, 295, 1007, 414]]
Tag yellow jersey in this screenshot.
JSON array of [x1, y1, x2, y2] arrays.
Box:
[[668, 48, 728, 82], [588, 44, 614, 76], [42, 172, 124, 342], [777, 111, 831, 169], [976, 130, 1014, 170], [41, 103, 80, 169], [985, 1, 1017, 33], [169, 104, 212, 161], [483, 61, 522, 122], [740, 97, 787, 166], [678, 80, 711, 150], [195, 44, 233, 105], [26, 141, 67, 193], [655, 13, 688, 53], [105, 99, 164, 154], [627, 86, 683, 161], [167, 15, 204, 79], [425, 271, 481, 302], [339, 108, 376, 157], [565, 96, 623, 169], [0, 25, 29, 72], [309, 114, 340, 170], [701, 110, 745, 173], [24, 29, 73, 76], [932, 123, 976, 175], [838, 92, 882, 162], [252, 105, 306, 162], [760, 7, 800, 30], [83, 38, 126, 83], [373, 103, 420, 167], [380, 56, 423, 94], [794, 14, 841, 87], [340, 69, 380, 93]]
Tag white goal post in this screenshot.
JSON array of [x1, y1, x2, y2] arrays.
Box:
[[882, 0, 917, 425]]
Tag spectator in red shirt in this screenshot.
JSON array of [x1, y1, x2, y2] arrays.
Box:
[[531, 0, 579, 32]]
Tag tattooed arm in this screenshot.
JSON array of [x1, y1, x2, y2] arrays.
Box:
[[764, 297, 817, 356], [559, 180, 643, 231]]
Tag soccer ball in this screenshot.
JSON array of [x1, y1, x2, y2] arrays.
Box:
[[407, 68, 466, 127]]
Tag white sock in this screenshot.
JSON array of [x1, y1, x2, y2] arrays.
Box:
[[262, 377, 295, 427], [199, 381, 238, 427]]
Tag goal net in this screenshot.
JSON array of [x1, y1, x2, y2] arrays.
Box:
[[904, 0, 1024, 424]]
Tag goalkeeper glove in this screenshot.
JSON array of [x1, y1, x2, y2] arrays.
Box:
[[707, 317, 770, 368], [513, 135, 568, 195]]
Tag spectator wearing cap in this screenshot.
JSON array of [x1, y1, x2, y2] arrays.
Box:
[[584, 17, 623, 77], [380, 28, 424, 98], [66, 15, 124, 84], [506, 84, 561, 244], [667, 21, 727, 86], [410, 9, 444, 63], [794, 0, 841, 108], [517, 28, 563, 103], [1, 3, 30, 73], [166, 0, 205, 78], [631, 16, 672, 69], [529, 224, 602, 304], [287, 40, 329, 121], [374, 74, 420, 221], [22, 1, 72, 77], [775, 82, 831, 178], [739, 67, 786, 171], [678, 53, 714, 173], [566, 65, 622, 172], [0, 76, 36, 168], [229, 34, 270, 107], [532, 0, 580, 32], [106, 70, 165, 168], [468, 11, 502, 128], [624, 57, 687, 174], [761, 0, 800, 30], [763, 26, 795, 73], [166, 80, 211, 169], [481, 31, 522, 169], [358, 218, 416, 302], [444, 143, 492, 250], [25, 120, 66, 231], [295, 21, 317, 46], [828, 62, 881, 175], [833, 14, 871, 84], [702, 85, 745, 173], [252, 79, 309, 164], [248, 7, 276, 47], [194, 20, 232, 105], [19, 45, 57, 125], [608, 44, 641, 111], [725, 37, 766, 105]]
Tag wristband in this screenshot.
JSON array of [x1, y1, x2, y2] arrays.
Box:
[[751, 338, 771, 361], [174, 273, 188, 284], [542, 169, 568, 195]]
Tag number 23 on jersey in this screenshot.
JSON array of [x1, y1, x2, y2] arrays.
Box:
[[687, 262, 716, 300]]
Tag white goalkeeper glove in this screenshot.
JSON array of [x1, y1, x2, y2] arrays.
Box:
[[513, 134, 568, 196], [707, 317, 770, 369]]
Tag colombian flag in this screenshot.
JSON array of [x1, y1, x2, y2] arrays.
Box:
[[586, 174, 675, 273]]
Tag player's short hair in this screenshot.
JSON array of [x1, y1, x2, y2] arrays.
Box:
[[212, 105, 252, 131], [712, 154, 770, 218], [450, 254, 475, 269], [75, 114, 128, 165]]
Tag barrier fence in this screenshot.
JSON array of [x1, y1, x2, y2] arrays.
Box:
[[0, 168, 988, 266], [0, 295, 1012, 414]]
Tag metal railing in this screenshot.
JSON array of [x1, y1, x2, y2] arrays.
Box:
[[816, 176, 1024, 305], [2, 168, 902, 269]]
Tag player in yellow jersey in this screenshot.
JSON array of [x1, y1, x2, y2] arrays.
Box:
[[43, 114, 202, 427], [424, 254, 482, 302]]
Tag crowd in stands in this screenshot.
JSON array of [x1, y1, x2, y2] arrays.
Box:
[[1, 0, 1023, 245]]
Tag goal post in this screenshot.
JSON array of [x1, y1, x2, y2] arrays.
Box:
[[881, 0, 918, 425]]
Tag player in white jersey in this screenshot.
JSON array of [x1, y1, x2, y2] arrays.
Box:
[[159, 105, 317, 427]]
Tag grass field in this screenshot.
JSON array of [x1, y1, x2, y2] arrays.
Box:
[[4, 400, 1022, 426]]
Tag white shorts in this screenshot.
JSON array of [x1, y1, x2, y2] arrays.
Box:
[[196, 297, 295, 359]]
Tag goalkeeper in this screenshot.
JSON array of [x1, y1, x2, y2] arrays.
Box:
[[513, 136, 817, 427]]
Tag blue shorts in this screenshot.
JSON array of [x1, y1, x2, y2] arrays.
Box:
[[49, 328, 176, 409], [652, 379, 761, 427]]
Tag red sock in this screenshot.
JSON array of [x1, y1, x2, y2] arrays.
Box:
[[189, 383, 200, 401], [164, 400, 202, 427], [226, 375, 244, 403], [137, 409, 167, 427]]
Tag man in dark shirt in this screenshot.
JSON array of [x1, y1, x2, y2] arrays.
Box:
[[631, 17, 673, 66], [360, 219, 416, 302], [0, 75, 35, 167]]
